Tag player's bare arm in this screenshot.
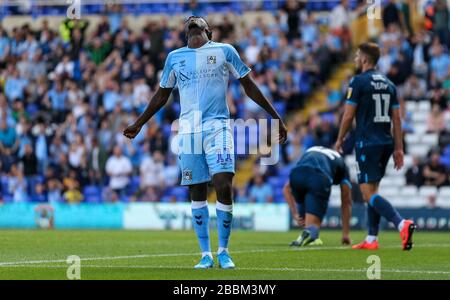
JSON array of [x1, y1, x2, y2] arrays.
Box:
[[239, 75, 288, 144], [340, 183, 352, 245], [334, 104, 356, 153], [123, 87, 173, 139], [392, 108, 404, 170], [283, 182, 304, 227]]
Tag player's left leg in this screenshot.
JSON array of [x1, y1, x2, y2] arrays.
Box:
[[291, 213, 324, 247], [204, 121, 236, 268], [358, 184, 416, 250], [291, 169, 330, 247], [354, 145, 415, 250]]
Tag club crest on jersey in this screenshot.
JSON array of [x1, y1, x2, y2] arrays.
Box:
[[207, 55, 216, 64], [182, 169, 192, 181]]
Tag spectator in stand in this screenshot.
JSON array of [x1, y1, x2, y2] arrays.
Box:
[[33, 183, 47, 202], [382, 0, 402, 30], [20, 143, 38, 191], [140, 186, 158, 202], [430, 84, 448, 110], [402, 74, 427, 101], [105, 146, 132, 196], [282, 0, 303, 41], [425, 195, 438, 209], [47, 178, 63, 203], [163, 155, 180, 187], [234, 186, 249, 203], [63, 179, 83, 204], [423, 152, 447, 187], [4, 68, 28, 101], [432, 0, 450, 47], [0, 119, 18, 155], [427, 104, 447, 133], [329, 0, 353, 52], [139, 150, 165, 191], [406, 156, 425, 187], [8, 165, 28, 203], [249, 174, 273, 203], [430, 43, 450, 85]]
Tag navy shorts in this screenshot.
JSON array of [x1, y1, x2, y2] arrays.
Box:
[[355, 144, 394, 184], [289, 166, 332, 221]]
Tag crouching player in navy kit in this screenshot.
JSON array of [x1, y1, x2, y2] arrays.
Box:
[[334, 42, 416, 250], [283, 146, 353, 247]]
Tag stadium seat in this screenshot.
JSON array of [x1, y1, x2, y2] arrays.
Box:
[[412, 111, 429, 123], [268, 176, 284, 188], [421, 134, 438, 146], [408, 144, 429, 157], [389, 197, 404, 206], [401, 186, 418, 197], [382, 187, 400, 198], [417, 101, 431, 112], [405, 134, 421, 144], [83, 185, 102, 203], [405, 101, 417, 112], [128, 176, 140, 195], [438, 187, 450, 197], [278, 167, 291, 179], [404, 155, 413, 166], [274, 189, 284, 203], [170, 187, 188, 202], [436, 196, 450, 208], [331, 185, 341, 196], [414, 124, 428, 135], [391, 176, 406, 186], [329, 195, 341, 207], [3, 195, 13, 203], [419, 186, 438, 197], [440, 156, 450, 168], [404, 198, 426, 208], [273, 102, 286, 117]]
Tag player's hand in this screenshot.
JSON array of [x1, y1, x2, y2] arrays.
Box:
[[278, 121, 288, 144], [342, 236, 351, 245], [294, 214, 305, 227], [393, 149, 404, 170], [123, 123, 142, 139], [334, 139, 343, 154]]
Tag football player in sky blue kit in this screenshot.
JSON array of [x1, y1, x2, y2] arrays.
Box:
[[334, 43, 416, 251], [283, 146, 352, 247], [124, 16, 287, 268]]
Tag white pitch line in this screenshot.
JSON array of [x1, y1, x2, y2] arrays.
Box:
[[3, 264, 450, 275], [1, 243, 449, 267]]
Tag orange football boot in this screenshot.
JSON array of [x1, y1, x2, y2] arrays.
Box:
[[400, 220, 416, 251], [352, 240, 379, 250]]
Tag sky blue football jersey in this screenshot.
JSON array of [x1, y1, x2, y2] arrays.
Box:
[[160, 41, 251, 134]]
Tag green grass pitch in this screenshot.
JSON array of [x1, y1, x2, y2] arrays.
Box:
[[1, 229, 449, 280]]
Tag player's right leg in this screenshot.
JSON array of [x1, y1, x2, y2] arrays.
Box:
[[189, 183, 214, 269], [179, 132, 214, 268]]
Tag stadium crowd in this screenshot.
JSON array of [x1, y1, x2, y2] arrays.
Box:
[[245, 0, 450, 204], [0, 1, 348, 204]]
